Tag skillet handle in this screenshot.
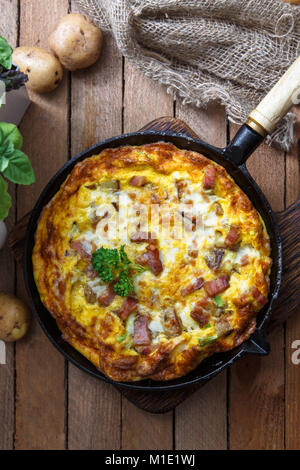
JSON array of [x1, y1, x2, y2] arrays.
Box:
[[247, 56, 300, 137], [227, 56, 300, 165], [269, 197, 300, 331]]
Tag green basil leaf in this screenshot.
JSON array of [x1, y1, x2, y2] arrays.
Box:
[[0, 175, 12, 220], [3, 150, 35, 185], [0, 156, 9, 172], [0, 37, 12, 70], [0, 122, 23, 149], [0, 140, 14, 158]]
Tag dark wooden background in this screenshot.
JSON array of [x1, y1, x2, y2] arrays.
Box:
[[0, 0, 299, 450]]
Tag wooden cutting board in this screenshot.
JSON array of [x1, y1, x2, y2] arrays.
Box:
[[8, 117, 300, 414]]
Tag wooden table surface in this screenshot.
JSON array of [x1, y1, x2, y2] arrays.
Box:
[[1, 0, 300, 450]]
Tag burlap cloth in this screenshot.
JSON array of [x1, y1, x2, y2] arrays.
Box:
[[75, 0, 300, 150]]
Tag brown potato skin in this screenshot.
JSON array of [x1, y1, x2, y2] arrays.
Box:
[[12, 47, 63, 93], [0, 293, 31, 342], [49, 13, 103, 71]]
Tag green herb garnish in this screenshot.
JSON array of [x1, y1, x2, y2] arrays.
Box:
[[0, 36, 12, 70], [203, 323, 211, 329], [114, 270, 135, 297], [92, 246, 120, 282], [0, 123, 35, 220], [198, 335, 218, 348], [116, 332, 128, 343], [214, 294, 223, 307], [92, 245, 146, 297]]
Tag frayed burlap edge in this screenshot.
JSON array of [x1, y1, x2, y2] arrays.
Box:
[[75, 0, 299, 151]]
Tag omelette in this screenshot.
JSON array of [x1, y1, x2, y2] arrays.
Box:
[[33, 142, 272, 382]]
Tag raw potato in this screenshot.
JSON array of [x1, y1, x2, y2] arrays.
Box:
[[49, 13, 103, 71], [0, 293, 31, 342], [12, 47, 63, 93]]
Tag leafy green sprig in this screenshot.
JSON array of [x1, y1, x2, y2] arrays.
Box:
[[0, 36, 12, 71], [0, 37, 28, 92], [0, 123, 35, 220], [92, 245, 146, 297], [0, 37, 33, 220]]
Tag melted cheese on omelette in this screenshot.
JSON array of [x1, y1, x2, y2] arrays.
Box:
[[33, 143, 272, 382]]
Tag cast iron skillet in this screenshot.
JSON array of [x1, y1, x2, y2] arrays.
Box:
[[23, 56, 300, 391]]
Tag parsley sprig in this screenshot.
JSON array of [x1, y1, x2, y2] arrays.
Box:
[[92, 245, 146, 297]]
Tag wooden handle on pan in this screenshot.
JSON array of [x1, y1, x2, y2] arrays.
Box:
[[247, 56, 300, 136]]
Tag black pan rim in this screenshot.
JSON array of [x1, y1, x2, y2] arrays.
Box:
[[23, 129, 283, 392]]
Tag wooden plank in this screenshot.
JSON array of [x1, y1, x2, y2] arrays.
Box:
[[0, 0, 18, 450], [175, 103, 228, 450], [15, 0, 69, 450], [67, 6, 123, 448], [230, 136, 285, 450], [124, 62, 174, 132], [122, 62, 174, 450], [285, 106, 300, 450]]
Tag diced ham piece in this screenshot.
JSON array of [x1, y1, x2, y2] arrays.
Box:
[[98, 284, 116, 306], [180, 277, 204, 297], [70, 241, 91, 260], [204, 275, 230, 297], [191, 302, 209, 327], [240, 254, 250, 266], [130, 231, 152, 243], [203, 165, 216, 190], [133, 316, 151, 346], [129, 175, 147, 187], [118, 297, 138, 321], [136, 241, 163, 276], [146, 245, 163, 276], [135, 252, 148, 267], [225, 225, 241, 247], [252, 287, 268, 307], [197, 295, 211, 309]]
